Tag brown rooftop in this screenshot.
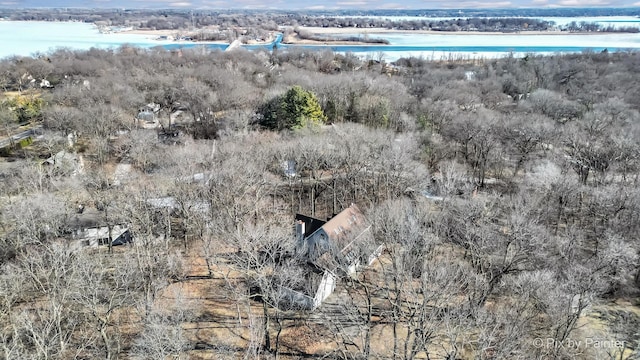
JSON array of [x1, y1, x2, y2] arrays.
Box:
[[320, 204, 367, 253]]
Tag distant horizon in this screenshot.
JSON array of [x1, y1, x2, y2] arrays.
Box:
[[3, 6, 640, 10], [1, 1, 640, 11]]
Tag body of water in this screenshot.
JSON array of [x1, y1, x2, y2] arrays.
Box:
[[2, 19, 640, 62], [0, 20, 181, 59], [317, 31, 640, 61]]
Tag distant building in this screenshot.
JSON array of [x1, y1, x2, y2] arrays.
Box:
[[68, 209, 132, 250], [136, 103, 161, 129], [146, 196, 210, 215], [282, 160, 296, 178], [137, 110, 155, 123], [39, 79, 53, 88], [73, 224, 132, 248], [41, 151, 84, 176]]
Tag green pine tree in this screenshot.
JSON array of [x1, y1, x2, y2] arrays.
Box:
[[280, 85, 327, 130], [260, 86, 327, 131]]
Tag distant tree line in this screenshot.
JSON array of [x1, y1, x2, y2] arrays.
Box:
[[560, 20, 640, 33], [2, 8, 639, 33]]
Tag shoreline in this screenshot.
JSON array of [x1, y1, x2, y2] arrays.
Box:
[[123, 26, 629, 38], [293, 26, 623, 36], [120, 26, 625, 47], [117, 28, 230, 45]]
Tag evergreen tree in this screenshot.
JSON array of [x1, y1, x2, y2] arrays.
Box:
[[260, 85, 326, 131]]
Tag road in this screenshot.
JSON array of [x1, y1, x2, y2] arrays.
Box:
[[0, 125, 42, 149]]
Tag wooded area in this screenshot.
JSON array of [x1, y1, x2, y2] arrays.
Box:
[[2, 7, 638, 34], [0, 44, 639, 359]]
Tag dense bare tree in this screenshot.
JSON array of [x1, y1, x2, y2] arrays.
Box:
[[130, 294, 192, 360], [222, 222, 303, 358], [11, 243, 84, 359], [441, 108, 501, 186], [73, 251, 138, 359]]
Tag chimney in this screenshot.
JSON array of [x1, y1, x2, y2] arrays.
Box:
[[295, 220, 305, 242]]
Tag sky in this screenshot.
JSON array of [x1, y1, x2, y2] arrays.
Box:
[[0, 0, 639, 9]]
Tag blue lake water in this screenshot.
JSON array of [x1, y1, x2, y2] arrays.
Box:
[[2, 19, 640, 62], [0, 21, 178, 59]]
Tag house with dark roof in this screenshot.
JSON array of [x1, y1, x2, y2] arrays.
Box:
[[73, 224, 132, 248], [68, 209, 132, 250]]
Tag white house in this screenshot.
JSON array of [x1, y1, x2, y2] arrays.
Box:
[[71, 224, 132, 250], [284, 204, 382, 310]]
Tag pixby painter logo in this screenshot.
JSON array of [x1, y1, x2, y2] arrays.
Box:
[[533, 338, 624, 350]]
